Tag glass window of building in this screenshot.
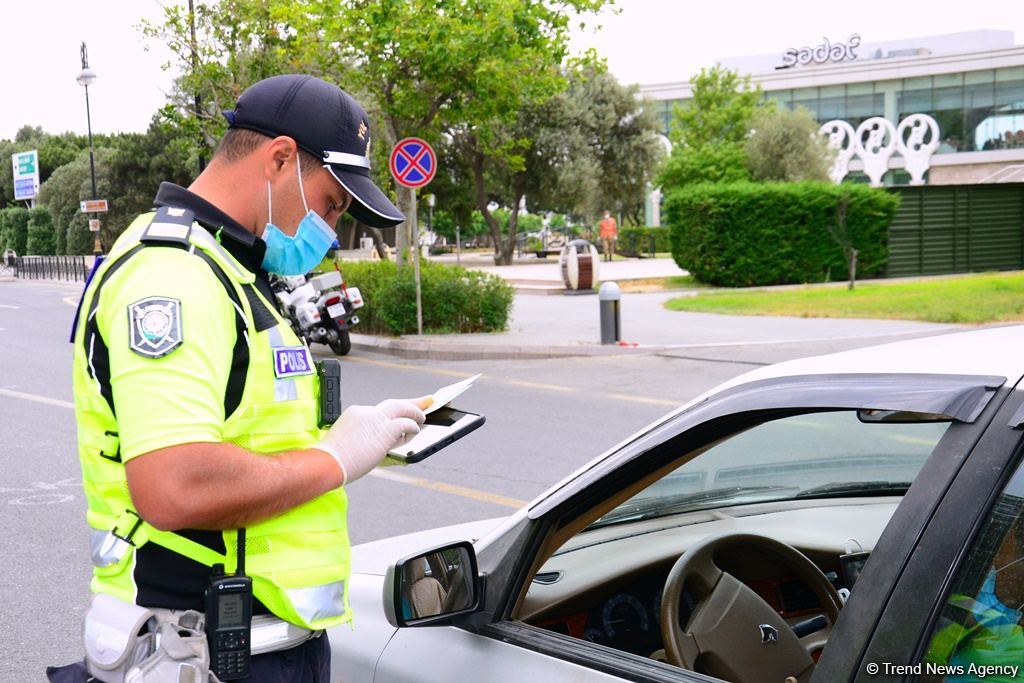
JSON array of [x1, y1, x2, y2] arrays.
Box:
[[819, 84, 846, 120], [994, 66, 1024, 150], [966, 70, 996, 152], [846, 82, 882, 130], [792, 86, 819, 118], [933, 73, 965, 153]]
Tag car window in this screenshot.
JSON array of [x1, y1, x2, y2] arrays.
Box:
[[591, 410, 952, 528], [921, 460, 1024, 679]]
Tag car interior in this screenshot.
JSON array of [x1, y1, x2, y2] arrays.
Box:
[[513, 409, 955, 682]]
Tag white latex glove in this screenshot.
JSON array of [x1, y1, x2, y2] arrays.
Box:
[[316, 396, 432, 485]]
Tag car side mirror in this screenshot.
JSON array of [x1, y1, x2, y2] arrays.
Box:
[[383, 541, 481, 628]]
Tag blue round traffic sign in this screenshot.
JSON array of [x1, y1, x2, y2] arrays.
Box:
[[389, 138, 437, 189]]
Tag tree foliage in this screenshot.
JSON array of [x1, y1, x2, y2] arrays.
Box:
[[745, 106, 834, 183], [657, 66, 762, 190], [26, 207, 56, 255], [147, 0, 611, 264], [0, 207, 30, 256]]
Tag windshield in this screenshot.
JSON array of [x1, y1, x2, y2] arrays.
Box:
[[591, 410, 952, 528]]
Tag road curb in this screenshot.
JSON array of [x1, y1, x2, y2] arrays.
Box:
[[349, 334, 668, 360]]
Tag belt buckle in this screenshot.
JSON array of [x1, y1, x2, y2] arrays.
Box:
[[111, 509, 143, 545]]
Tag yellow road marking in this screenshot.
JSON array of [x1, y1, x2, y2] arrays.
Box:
[[0, 388, 75, 410], [343, 355, 473, 380], [345, 355, 685, 406], [63, 296, 78, 307], [504, 379, 575, 392], [369, 469, 526, 509], [0, 386, 525, 509], [605, 393, 680, 407]]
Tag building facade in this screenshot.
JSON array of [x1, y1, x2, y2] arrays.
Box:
[[641, 31, 1024, 185]]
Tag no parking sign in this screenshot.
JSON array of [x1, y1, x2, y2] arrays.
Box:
[[389, 138, 437, 189]]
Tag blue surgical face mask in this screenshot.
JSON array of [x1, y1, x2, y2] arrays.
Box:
[[261, 155, 336, 276]]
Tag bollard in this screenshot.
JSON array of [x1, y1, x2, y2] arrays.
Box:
[[599, 281, 621, 344]]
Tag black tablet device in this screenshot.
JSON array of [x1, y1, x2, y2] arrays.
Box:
[[385, 406, 485, 464]]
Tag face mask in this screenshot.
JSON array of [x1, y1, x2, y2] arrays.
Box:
[[261, 154, 336, 276]]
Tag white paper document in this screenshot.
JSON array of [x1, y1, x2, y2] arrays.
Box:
[[425, 373, 481, 414]]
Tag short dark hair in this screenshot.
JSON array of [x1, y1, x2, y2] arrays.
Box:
[[214, 127, 320, 176]]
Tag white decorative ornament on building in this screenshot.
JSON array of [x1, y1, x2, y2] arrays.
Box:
[[896, 114, 940, 185], [854, 117, 898, 187], [819, 120, 857, 184]]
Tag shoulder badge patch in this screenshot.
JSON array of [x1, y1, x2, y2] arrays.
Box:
[[128, 297, 183, 358]]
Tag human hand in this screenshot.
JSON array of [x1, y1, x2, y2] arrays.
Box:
[[316, 396, 431, 484]]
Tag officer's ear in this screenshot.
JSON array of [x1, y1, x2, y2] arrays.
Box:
[[264, 136, 299, 181]]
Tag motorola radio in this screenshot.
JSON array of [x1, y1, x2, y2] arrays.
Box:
[[205, 530, 252, 680]]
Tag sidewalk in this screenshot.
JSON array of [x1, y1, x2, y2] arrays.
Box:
[[351, 256, 957, 360]]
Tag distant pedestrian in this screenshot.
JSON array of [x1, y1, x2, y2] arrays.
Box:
[[599, 211, 617, 262]]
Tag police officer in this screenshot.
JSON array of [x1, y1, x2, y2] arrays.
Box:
[[54, 75, 427, 682]]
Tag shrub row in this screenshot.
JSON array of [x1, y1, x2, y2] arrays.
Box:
[[340, 260, 514, 336], [664, 182, 899, 287], [617, 226, 671, 255]]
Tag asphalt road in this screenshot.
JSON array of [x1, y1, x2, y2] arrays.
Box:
[[0, 277, 956, 679]]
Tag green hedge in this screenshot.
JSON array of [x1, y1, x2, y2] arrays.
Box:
[[0, 207, 30, 256], [664, 182, 899, 287], [26, 207, 57, 255], [340, 260, 514, 336], [618, 227, 671, 255]]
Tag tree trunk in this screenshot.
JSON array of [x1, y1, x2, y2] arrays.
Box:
[[394, 184, 416, 267], [847, 248, 858, 291]]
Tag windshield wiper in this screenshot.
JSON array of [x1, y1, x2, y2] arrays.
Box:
[[589, 485, 798, 529], [793, 481, 912, 499]]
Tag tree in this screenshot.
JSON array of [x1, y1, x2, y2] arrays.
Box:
[[745, 106, 834, 182], [569, 67, 666, 226], [37, 149, 102, 255], [1, 128, 90, 209], [0, 207, 30, 256], [26, 207, 56, 255], [445, 63, 664, 263], [657, 65, 762, 190], [148, 0, 608, 266]]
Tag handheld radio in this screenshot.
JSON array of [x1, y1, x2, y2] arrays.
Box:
[[205, 529, 252, 680]]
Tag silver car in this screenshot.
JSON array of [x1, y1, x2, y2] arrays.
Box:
[[329, 326, 1024, 682]]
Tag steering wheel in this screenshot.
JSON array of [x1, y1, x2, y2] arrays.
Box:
[[660, 533, 842, 683]]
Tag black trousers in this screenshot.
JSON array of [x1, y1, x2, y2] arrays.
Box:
[[46, 632, 330, 683]]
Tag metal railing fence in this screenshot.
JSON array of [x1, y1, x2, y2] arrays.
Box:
[[12, 256, 90, 282]]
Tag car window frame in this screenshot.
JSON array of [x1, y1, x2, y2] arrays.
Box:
[[465, 373, 1010, 682], [828, 387, 1024, 682]]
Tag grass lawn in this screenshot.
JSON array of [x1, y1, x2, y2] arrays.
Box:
[[664, 272, 1024, 324]]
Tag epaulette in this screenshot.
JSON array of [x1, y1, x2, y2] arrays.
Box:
[[140, 206, 195, 247]]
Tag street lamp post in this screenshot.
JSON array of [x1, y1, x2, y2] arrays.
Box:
[[77, 42, 101, 255]]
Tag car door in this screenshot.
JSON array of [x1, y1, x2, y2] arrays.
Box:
[[373, 373, 1011, 683], [813, 385, 1024, 682]]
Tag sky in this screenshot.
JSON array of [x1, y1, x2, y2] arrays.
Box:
[[3, 0, 1023, 141]]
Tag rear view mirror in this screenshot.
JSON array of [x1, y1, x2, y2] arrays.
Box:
[[383, 541, 480, 627]]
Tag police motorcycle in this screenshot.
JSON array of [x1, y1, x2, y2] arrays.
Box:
[[270, 259, 363, 356]]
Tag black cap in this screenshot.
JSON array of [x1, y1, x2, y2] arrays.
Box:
[[223, 75, 404, 228]]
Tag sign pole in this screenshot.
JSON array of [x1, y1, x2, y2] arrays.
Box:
[[389, 137, 436, 338], [412, 190, 423, 336]]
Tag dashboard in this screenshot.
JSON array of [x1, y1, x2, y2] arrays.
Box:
[[521, 499, 894, 658], [535, 568, 831, 657]]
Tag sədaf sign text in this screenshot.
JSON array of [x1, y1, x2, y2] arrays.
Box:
[[781, 35, 860, 68]]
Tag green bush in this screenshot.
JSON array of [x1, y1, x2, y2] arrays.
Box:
[[340, 260, 514, 336], [66, 214, 96, 255], [26, 207, 57, 255], [618, 227, 671, 255], [665, 182, 899, 287], [0, 207, 30, 256]]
